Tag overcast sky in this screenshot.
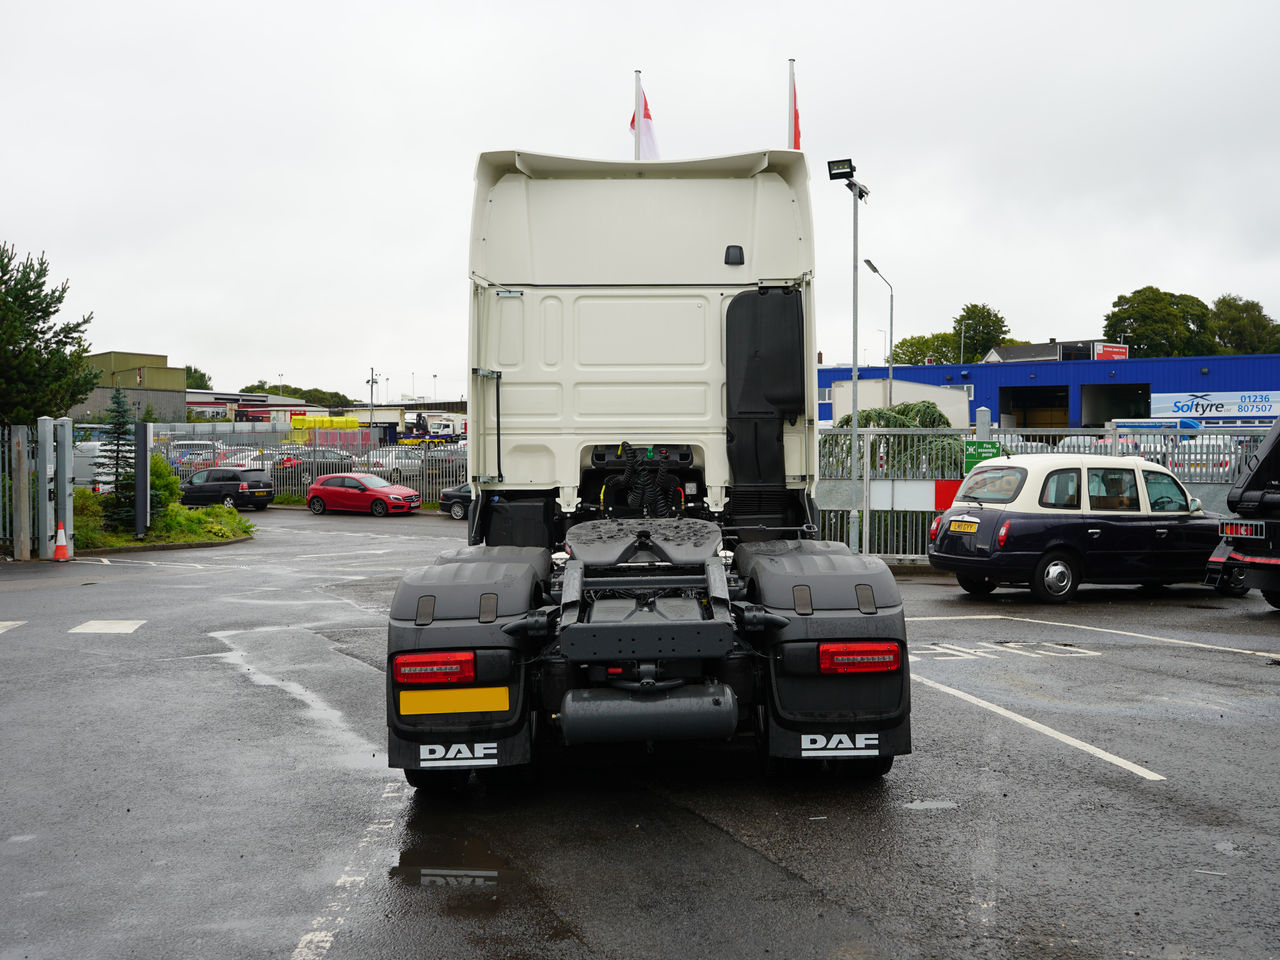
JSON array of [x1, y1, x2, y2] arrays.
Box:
[[5, 1, 1278, 405]]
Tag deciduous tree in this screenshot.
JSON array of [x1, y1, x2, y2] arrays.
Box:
[[953, 304, 1009, 364], [1102, 286, 1212, 358], [1212, 294, 1278, 354]]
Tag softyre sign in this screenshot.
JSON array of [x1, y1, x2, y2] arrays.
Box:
[[1151, 392, 1277, 418]]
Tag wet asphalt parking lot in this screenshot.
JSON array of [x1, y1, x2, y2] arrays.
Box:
[[1, 506, 1277, 960]]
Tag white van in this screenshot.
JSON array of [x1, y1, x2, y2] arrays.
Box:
[[73, 441, 133, 493]]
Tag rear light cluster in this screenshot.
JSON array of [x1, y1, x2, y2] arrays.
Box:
[[1221, 520, 1265, 538], [997, 520, 1011, 548], [392, 651, 475, 684], [818, 642, 901, 674], [928, 515, 942, 541]]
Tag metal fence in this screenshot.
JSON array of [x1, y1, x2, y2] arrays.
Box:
[[1, 426, 38, 558], [3, 419, 1267, 559], [153, 432, 468, 506], [816, 425, 1268, 561]]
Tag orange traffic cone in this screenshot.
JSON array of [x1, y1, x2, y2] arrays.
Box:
[[53, 521, 70, 562]]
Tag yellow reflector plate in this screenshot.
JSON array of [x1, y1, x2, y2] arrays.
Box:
[[400, 686, 510, 716]]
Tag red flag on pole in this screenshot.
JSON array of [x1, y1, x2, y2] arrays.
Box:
[[788, 60, 801, 150], [792, 80, 801, 149]]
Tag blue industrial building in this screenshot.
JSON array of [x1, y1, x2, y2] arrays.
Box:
[[818, 353, 1280, 427]]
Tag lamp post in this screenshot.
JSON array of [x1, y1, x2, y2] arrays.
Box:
[[433, 373, 438, 403], [366, 367, 379, 439], [828, 159, 870, 553], [958, 320, 968, 365], [278, 374, 283, 399], [864, 259, 893, 406]]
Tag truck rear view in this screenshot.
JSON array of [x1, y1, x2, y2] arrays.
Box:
[[1204, 416, 1280, 608], [387, 150, 911, 789]]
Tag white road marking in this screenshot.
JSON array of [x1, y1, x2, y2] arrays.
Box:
[[977, 641, 1042, 657], [908, 614, 1276, 660], [68, 620, 146, 634], [0, 621, 27, 634], [292, 550, 392, 559], [211, 629, 409, 960], [913, 674, 1166, 781]]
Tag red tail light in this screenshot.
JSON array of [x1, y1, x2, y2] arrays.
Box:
[[997, 520, 1011, 548], [393, 651, 475, 684], [929, 515, 942, 541], [239, 482, 248, 491], [818, 642, 901, 674], [1221, 520, 1264, 538]]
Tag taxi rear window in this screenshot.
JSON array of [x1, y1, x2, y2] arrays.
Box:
[[956, 466, 1026, 504]]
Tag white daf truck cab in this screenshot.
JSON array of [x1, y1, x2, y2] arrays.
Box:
[[386, 150, 911, 789]]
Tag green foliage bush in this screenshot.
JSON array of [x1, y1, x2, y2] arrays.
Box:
[[72, 489, 254, 549], [72, 487, 108, 550]]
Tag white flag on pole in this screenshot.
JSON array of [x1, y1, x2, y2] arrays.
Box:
[[630, 79, 659, 161]]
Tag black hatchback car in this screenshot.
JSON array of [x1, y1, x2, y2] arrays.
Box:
[[180, 467, 274, 510]]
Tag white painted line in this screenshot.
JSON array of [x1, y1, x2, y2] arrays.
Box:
[[977, 641, 1042, 658], [0, 622, 27, 635], [293, 550, 392, 559], [68, 620, 146, 634], [935, 643, 1001, 659], [913, 674, 1166, 782], [1006, 615, 1276, 659], [908, 614, 1277, 660]]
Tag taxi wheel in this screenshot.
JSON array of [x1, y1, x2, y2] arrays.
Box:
[[1262, 590, 1280, 609], [1031, 550, 1079, 603], [956, 574, 997, 596]]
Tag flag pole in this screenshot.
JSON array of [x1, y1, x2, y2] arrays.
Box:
[[634, 70, 643, 161], [787, 59, 796, 149]]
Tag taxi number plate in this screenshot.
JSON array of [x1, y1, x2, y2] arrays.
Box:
[[949, 520, 979, 533]]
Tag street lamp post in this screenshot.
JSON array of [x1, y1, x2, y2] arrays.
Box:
[[366, 367, 379, 440], [864, 260, 893, 406], [828, 159, 870, 553], [433, 374, 438, 403]]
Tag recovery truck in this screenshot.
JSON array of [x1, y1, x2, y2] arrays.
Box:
[[386, 150, 911, 789], [1204, 416, 1280, 608]]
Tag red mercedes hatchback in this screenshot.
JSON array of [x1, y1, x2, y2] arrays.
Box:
[[306, 473, 422, 517]]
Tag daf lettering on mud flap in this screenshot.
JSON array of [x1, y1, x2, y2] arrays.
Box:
[[419, 742, 499, 767], [801, 733, 880, 757]]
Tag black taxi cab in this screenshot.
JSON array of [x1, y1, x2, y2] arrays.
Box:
[[927, 453, 1247, 603]]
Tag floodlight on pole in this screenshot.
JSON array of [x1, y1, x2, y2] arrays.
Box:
[[828, 159, 870, 553], [864, 259, 893, 406], [366, 367, 379, 438]]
